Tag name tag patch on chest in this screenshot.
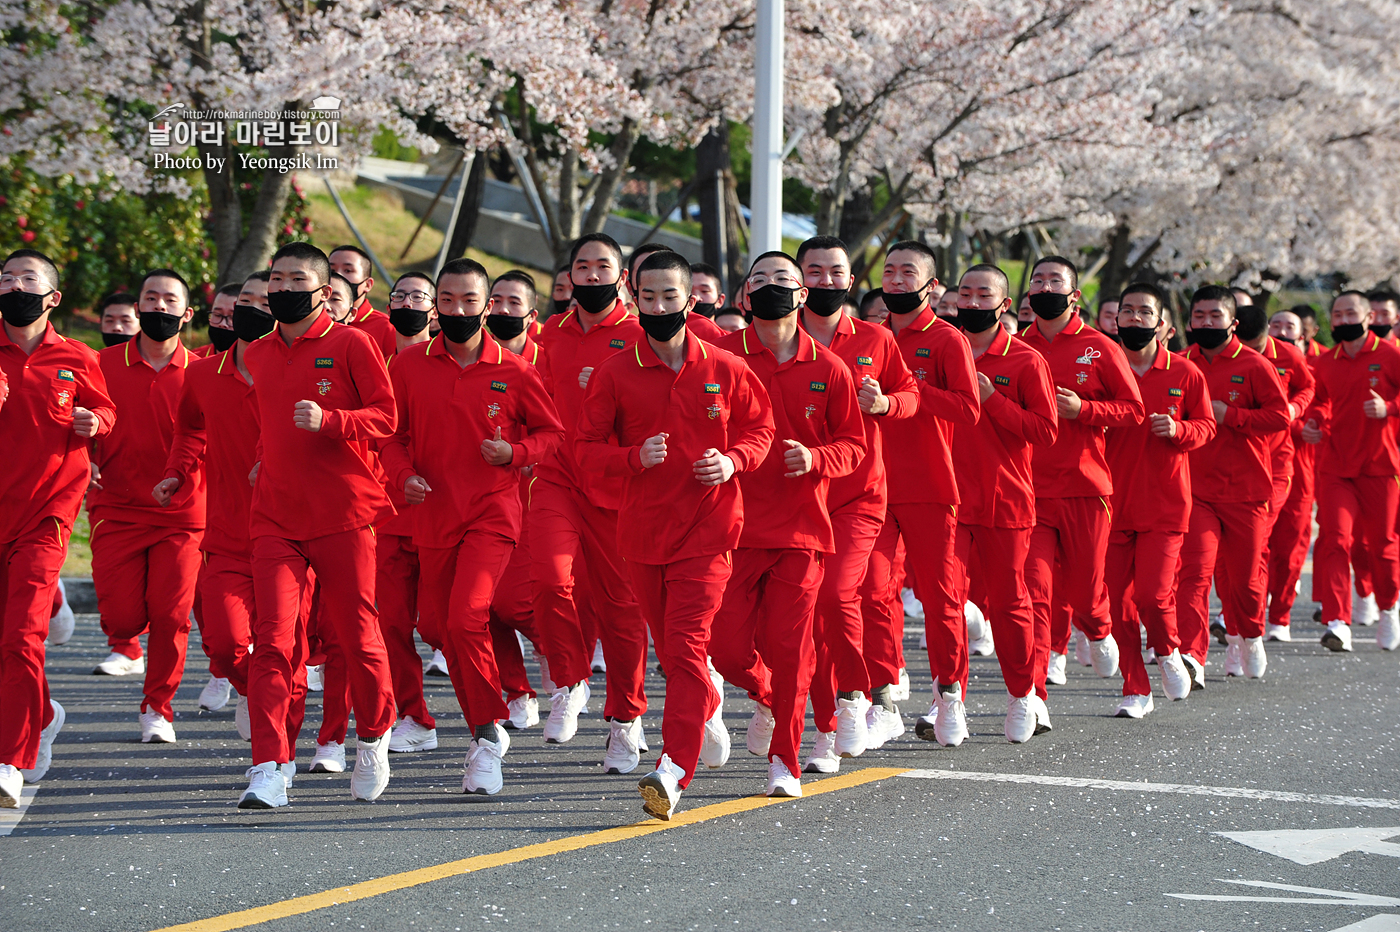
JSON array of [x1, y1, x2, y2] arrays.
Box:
[[857, 355, 874, 367], [704, 382, 721, 394], [56, 369, 75, 381], [1277, 367, 1287, 377], [810, 381, 827, 392], [1371, 364, 1383, 372], [915, 347, 931, 358], [315, 358, 334, 368], [1076, 348, 1102, 365], [994, 375, 1011, 386], [1168, 387, 1184, 397], [609, 338, 626, 349], [1230, 374, 1245, 383], [490, 380, 508, 393]]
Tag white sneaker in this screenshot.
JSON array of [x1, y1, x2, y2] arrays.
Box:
[[637, 753, 684, 821], [1378, 604, 1400, 651], [700, 705, 730, 769], [591, 641, 607, 674], [93, 651, 144, 676], [543, 682, 589, 744], [1115, 694, 1155, 719], [462, 728, 510, 795], [305, 664, 324, 692], [603, 719, 643, 774], [902, 588, 924, 621], [1005, 693, 1035, 743], [1089, 635, 1120, 678], [503, 695, 539, 730], [199, 676, 233, 712], [803, 731, 839, 773], [238, 762, 288, 809], [1030, 694, 1052, 734], [1244, 636, 1267, 678], [1265, 622, 1293, 643], [765, 760, 802, 798], [1224, 634, 1244, 676], [1046, 651, 1068, 686], [1210, 611, 1228, 645], [1157, 649, 1192, 701], [1354, 591, 1379, 627], [140, 709, 176, 743], [536, 650, 556, 693], [933, 682, 968, 747], [918, 631, 927, 649], [309, 741, 346, 773], [1321, 619, 1353, 653], [47, 581, 76, 645], [280, 761, 296, 790], [746, 703, 775, 756], [21, 699, 65, 783], [350, 734, 391, 801], [0, 764, 21, 808], [834, 695, 869, 758], [388, 715, 438, 753], [913, 700, 938, 742], [967, 603, 995, 656], [1072, 629, 1091, 667], [867, 704, 904, 746], [1181, 653, 1206, 690], [425, 649, 450, 677], [891, 667, 911, 701], [234, 694, 251, 741]]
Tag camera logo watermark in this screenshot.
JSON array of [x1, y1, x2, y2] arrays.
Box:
[[148, 97, 342, 173]]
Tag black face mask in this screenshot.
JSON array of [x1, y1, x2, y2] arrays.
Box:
[[0, 289, 52, 327], [692, 301, 717, 319], [883, 281, 932, 316], [1333, 321, 1367, 343], [1017, 318, 1035, 333], [1029, 292, 1071, 320], [139, 311, 185, 341], [1370, 323, 1393, 338], [804, 287, 849, 318], [233, 304, 276, 343], [1235, 306, 1268, 342], [102, 332, 134, 347], [571, 282, 618, 314], [1191, 326, 1231, 350], [1117, 325, 1157, 351], [266, 289, 319, 324], [749, 284, 800, 320], [638, 310, 688, 343], [389, 306, 430, 337], [208, 326, 238, 352], [955, 304, 1001, 334], [438, 312, 483, 344], [551, 297, 572, 316], [485, 314, 530, 341]]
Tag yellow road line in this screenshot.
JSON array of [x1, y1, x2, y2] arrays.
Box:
[[151, 767, 907, 932]]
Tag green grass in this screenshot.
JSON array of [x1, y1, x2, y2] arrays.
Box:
[[63, 510, 91, 577]]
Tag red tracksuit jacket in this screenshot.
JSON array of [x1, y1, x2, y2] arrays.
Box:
[[1258, 335, 1316, 485], [686, 313, 726, 343], [1106, 343, 1215, 533], [165, 348, 259, 560], [91, 340, 205, 529], [575, 334, 774, 564], [380, 335, 565, 549], [349, 300, 397, 360], [0, 324, 115, 541], [1020, 315, 1144, 499], [952, 328, 1059, 529], [716, 327, 867, 553], [244, 311, 396, 540], [880, 308, 980, 506], [1305, 333, 1400, 478], [1181, 336, 1290, 502]]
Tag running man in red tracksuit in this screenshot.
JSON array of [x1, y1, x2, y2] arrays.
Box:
[[1104, 282, 1215, 715], [1178, 286, 1291, 681], [712, 250, 865, 798], [1302, 290, 1400, 653], [381, 257, 564, 795], [1020, 256, 1143, 705], [795, 235, 917, 771], [238, 242, 398, 810], [90, 269, 205, 744], [0, 249, 115, 806], [948, 265, 1059, 742], [576, 249, 774, 820]]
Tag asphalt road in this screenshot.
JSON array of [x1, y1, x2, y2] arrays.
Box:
[[2, 591, 1398, 932]]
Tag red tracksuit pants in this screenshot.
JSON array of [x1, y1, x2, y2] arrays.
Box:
[[417, 531, 515, 729], [1026, 496, 1112, 698], [0, 520, 65, 770], [1107, 529, 1184, 697], [376, 533, 435, 730], [1267, 473, 1315, 626], [631, 553, 731, 787], [953, 524, 1034, 699], [91, 519, 202, 721], [529, 479, 646, 719], [1219, 475, 1292, 636], [1178, 498, 1269, 662], [811, 510, 881, 733], [861, 504, 958, 693], [1347, 482, 1398, 602], [195, 552, 255, 696], [1313, 473, 1400, 623], [490, 516, 544, 702], [250, 528, 394, 765], [710, 548, 823, 780]]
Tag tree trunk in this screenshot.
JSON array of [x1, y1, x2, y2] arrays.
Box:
[[582, 117, 641, 236], [697, 124, 729, 272], [1098, 221, 1132, 305], [445, 151, 487, 262]]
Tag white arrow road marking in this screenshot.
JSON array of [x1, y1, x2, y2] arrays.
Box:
[[0, 785, 38, 838], [1327, 917, 1400, 932], [898, 769, 1400, 810], [1168, 879, 1400, 907], [1219, 827, 1400, 865]]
